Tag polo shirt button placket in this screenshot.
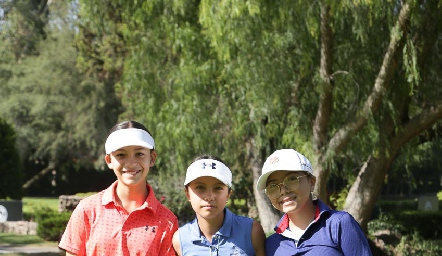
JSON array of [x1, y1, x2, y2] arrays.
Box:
[[210, 235, 220, 256], [210, 246, 218, 256]]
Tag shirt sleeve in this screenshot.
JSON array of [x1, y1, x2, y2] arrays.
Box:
[[58, 202, 88, 256], [337, 212, 373, 256]]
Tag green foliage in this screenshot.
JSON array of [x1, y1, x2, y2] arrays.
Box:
[[75, 2, 442, 226], [369, 210, 442, 241], [329, 188, 348, 210], [368, 208, 442, 254], [368, 213, 408, 237], [0, 1, 121, 190], [0, 0, 48, 60], [394, 211, 442, 239], [148, 174, 195, 223], [34, 206, 71, 241], [386, 137, 442, 195], [367, 213, 442, 255], [0, 0, 439, 237], [0, 118, 22, 199], [394, 232, 442, 256]]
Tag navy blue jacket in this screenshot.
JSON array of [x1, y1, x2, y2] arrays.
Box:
[[266, 199, 372, 256]]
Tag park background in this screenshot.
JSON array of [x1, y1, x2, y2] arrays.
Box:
[[0, 0, 441, 255]]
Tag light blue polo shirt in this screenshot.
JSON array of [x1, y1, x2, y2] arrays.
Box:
[[178, 208, 255, 256]]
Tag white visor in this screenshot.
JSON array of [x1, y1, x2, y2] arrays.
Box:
[[105, 128, 155, 154], [184, 159, 232, 187]]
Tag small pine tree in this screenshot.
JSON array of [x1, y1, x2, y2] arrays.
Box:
[[0, 118, 22, 199]]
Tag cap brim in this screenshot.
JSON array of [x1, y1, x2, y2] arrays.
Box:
[[256, 170, 278, 191], [184, 173, 231, 187]]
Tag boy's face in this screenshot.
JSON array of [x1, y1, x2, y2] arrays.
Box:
[[185, 176, 231, 220], [105, 145, 156, 187], [266, 171, 314, 214]]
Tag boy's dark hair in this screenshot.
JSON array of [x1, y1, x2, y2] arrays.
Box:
[[192, 155, 228, 166], [109, 120, 151, 134]]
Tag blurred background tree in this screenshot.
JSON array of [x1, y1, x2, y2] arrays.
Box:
[[0, 118, 22, 199], [0, 0, 120, 194], [0, 0, 441, 235]]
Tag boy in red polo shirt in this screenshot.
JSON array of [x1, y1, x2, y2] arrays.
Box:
[[59, 120, 178, 256]]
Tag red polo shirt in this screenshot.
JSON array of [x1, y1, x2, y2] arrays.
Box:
[[59, 181, 178, 256]]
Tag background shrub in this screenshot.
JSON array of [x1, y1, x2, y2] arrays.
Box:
[[34, 206, 71, 241], [368, 213, 442, 255], [393, 211, 442, 239]]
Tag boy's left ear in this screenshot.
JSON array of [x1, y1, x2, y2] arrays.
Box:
[[227, 189, 233, 200], [309, 175, 316, 187], [150, 151, 157, 167], [184, 188, 190, 200], [104, 154, 113, 169]]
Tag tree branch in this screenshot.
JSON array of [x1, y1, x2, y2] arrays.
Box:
[[327, 2, 411, 156], [22, 161, 56, 191], [313, 3, 333, 152], [392, 101, 442, 149]]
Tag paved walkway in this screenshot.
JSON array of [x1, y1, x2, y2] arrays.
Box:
[[0, 244, 62, 255]]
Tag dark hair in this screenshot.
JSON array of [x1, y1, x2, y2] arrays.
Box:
[[108, 120, 155, 150], [192, 155, 228, 166]]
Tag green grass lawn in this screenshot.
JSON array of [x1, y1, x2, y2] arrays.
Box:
[[0, 232, 57, 246], [22, 197, 59, 215]]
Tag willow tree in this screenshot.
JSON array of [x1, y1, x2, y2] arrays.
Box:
[[201, 0, 442, 232], [77, 0, 442, 233], [194, 0, 441, 232]]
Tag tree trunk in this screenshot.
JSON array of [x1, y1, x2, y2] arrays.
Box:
[[313, 155, 331, 202], [345, 102, 442, 231], [315, 1, 412, 206], [344, 155, 388, 232], [247, 139, 280, 234], [313, 3, 333, 202]]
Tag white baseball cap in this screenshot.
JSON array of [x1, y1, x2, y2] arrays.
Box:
[[105, 128, 155, 154], [256, 149, 313, 190], [184, 159, 232, 187]]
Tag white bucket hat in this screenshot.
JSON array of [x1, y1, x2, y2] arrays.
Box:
[[256, 149, 313, 190]]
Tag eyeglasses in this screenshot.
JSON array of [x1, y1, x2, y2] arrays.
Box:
[[265, 174, 308, 199]]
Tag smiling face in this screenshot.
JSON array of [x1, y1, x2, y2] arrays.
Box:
[[185, 176, 232, 221], [266, 170, 315, 214], [105, 145, 156, 188]]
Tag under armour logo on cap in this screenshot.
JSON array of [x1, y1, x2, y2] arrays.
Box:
[[202, 162, 216, 169], [184, 159, 233, 187]]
